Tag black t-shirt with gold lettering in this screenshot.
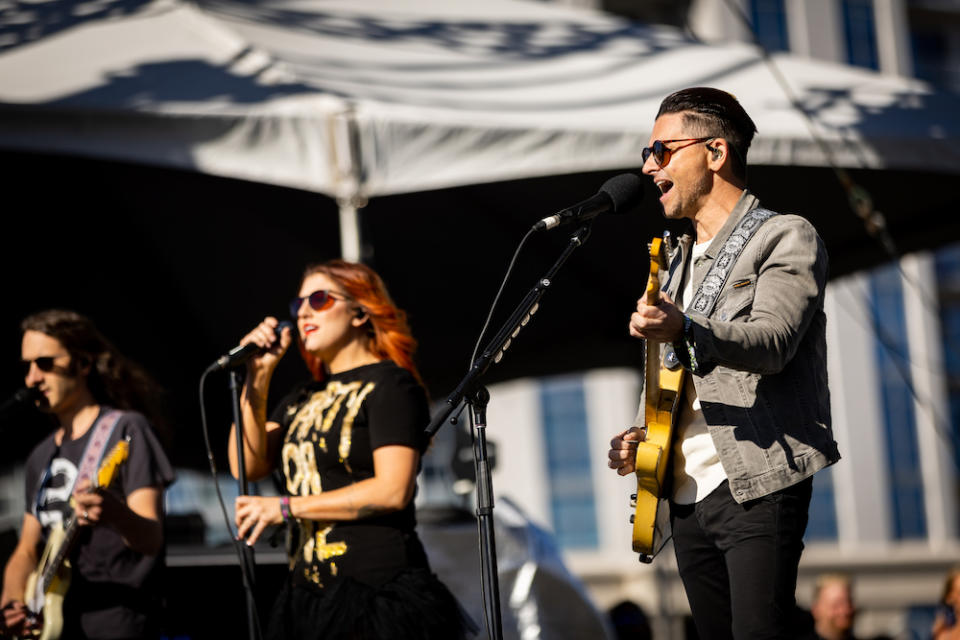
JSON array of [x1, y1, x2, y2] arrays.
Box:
[[269, 361, 430, 591]]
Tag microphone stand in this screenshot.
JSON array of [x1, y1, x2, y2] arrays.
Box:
[[425, 222, 594, 640], [228, 369, 262, 640]]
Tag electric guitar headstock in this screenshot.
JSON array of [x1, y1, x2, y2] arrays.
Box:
[[95, 437, 130, 489], [645, 233, 671, 306]]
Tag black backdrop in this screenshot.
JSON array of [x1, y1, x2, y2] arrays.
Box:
[[2, 149, 959, 470]]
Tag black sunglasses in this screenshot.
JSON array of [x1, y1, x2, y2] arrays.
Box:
[[21, 356, 61, 376], [289, 289, 351, 320], [641, 137, 716, 168]]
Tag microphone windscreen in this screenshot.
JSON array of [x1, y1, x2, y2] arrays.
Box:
[[15, 387, 41, 403], [599, 173, 643, 213]]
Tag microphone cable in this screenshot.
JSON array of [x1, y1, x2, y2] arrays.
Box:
[[469, 227, 537, 370], [460, 224, 535, 638]]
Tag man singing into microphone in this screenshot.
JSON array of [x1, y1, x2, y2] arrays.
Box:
[[607, 87, 839, 639], [1, 310, 174, 640]]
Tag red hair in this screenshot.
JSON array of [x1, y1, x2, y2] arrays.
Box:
[[296, 260, 423, 386]]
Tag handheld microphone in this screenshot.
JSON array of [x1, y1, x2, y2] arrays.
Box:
[[0, 387, 42, 414], [209, 321, 294, 371], [532, 173, 642, 232]]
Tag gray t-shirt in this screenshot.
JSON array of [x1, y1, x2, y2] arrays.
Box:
[[24, 408, 174, 640]]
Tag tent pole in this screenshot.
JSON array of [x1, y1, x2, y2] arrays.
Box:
[[330, 105, 368, 263], [338, 197, 362, 263]]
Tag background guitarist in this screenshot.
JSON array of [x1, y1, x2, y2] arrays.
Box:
[[1, 310, 174, 640], [607, 87, 840, 640]]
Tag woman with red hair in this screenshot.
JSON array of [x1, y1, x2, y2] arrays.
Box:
[[228, 260, 472, 640]]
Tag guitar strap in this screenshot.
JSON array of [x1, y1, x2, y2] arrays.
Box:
[[73, 409, 123, 495], [33, 409, 123, 515], [687, 206, 778, 318], [660, 207, 778, 373], [644, 207, 778, 560]]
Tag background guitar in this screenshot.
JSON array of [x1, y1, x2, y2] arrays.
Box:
[[18, 437, 130, 640]]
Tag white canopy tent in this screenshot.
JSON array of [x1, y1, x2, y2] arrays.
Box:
[[1, 0, 958, 258]]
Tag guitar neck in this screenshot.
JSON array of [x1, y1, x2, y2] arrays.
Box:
[[645, 269, 661, 306], [644, 235, 665, 308], [40, 519, 80, 593], [643, 236, 667, 422]]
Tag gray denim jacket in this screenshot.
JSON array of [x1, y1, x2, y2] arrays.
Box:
[[636, 191, 840, 503]]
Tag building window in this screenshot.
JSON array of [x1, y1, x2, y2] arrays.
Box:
[[842, 0, 880, 69], [540, 376, 598, 549], [806, 467, 838, 540], [870, 264, 927, 539], [911, 29, 949, 87], [749, 0, 789, 52], [906, 605, 939, 640], [908, 3, 960, 94]]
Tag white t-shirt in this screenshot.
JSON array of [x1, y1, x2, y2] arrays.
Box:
[[671, 238, 728, 505]]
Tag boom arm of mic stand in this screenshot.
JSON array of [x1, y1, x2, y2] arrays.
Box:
[[425, 222, 593, 437], [424, 222, 593, 640]]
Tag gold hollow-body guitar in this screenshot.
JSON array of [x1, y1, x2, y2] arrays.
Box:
[[631, 236, 685, 562], [18, 437, 130, 640]]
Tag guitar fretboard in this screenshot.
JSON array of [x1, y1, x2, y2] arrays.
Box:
[[40, 519, 79, 593]]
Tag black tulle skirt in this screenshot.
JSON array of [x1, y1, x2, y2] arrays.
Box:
[[265, 568, 477, 640]]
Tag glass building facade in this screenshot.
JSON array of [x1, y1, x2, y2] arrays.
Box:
[[749, 0, 790, 51], [842, 0, 880, 69], [540, 376, 599, 549]]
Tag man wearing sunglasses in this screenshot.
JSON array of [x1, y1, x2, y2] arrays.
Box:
[[1, 310, 174, 640], [607, 87, 839, 639]]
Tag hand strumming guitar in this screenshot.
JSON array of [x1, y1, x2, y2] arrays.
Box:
[[607, 427, 648, 476], [1, 599, 37, 637]]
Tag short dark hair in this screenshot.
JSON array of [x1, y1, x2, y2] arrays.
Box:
[[656, 87, 757, 181]]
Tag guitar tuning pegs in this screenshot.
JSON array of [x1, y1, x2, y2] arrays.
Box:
[[630, 497, 637, 508], [629, 515, 635, 524]]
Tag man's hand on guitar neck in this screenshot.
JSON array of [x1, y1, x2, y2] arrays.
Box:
[[73, 479, 123, 528], [629, 292, 684, 343], [607, 427, 647, 476]]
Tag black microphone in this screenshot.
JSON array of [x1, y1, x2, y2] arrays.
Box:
[[532, 173, 642, 232], [209, 321, 294, 371], [0, 387, 42, 414]]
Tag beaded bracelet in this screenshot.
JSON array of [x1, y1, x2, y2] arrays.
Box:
[[682, 314, 699, 372], [279, 495, 293, 522]]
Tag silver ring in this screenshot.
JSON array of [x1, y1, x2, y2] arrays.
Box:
[[83, 510, 89, 520]]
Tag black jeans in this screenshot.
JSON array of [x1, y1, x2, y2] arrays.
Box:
[[670, 477, 812, 640]]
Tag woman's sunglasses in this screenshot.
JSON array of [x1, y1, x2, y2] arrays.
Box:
[[641, 137, 715, 168], [289, 289, 350, 319]]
